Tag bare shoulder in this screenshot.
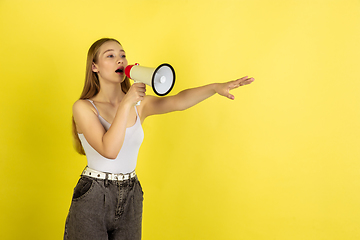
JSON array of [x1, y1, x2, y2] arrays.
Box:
[[140, 95, 159, 110], [72, 99, 100, 134], [73, 99, 97, 116], [142, 95, 157, 104], [142, 95, 166, 105]]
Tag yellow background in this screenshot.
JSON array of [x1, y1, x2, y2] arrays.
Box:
[[1, 0, 360, 239]]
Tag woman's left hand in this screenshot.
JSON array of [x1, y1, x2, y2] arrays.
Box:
[[215, 76, 254, 100]]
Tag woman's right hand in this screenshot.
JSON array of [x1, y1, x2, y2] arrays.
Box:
[[122, 83, 147, 106]]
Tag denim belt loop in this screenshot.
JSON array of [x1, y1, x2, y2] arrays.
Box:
[[105, 173, 109, 187]]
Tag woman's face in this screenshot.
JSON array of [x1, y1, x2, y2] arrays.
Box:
[[92, 40, 128, 83]]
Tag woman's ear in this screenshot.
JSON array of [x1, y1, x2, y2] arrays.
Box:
[[92, 63, 99, 73]]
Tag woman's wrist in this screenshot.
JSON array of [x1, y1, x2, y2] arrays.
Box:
[[118, 99, 133, 111], [212, 83, 221, 95]]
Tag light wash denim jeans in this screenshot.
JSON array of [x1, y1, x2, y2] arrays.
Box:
[[64, 174, 144, 240]]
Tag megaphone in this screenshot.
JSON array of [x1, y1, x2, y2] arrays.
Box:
[[125, 63, 176, 97]]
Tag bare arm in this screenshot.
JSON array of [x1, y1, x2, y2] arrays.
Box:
[[141, 76, 254, 118], [73, 83, 146, 159]]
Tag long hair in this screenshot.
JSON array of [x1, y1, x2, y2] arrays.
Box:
[[72, 38, 131, 155]]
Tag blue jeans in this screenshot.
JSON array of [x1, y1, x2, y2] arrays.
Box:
[[64, 174, 144, 240]]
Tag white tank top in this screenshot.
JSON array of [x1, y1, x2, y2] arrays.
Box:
[[78, 99, 144, 174]]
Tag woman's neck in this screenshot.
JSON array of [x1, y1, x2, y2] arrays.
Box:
[[93, 82, 125, 105]]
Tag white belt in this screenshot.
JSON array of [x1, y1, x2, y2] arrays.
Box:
[[82, 167, 136, 181]]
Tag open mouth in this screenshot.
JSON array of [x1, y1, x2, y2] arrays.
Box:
[[115, 67, 124, 74]]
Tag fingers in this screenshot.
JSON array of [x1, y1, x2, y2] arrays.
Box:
[[228, 93, 235, 100], [133, 83, 146, 96], [132, 82, 146, 89], [225, 76, 254, 100], [235, 76, 254, 87], [127, 83, 146, 104], [227, 76, 253, 90]]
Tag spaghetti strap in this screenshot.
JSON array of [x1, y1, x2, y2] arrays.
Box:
[[86, 99, 100, 115], [134, 106, 139, 117]]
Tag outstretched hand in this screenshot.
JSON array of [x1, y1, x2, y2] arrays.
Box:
[[215, 76, 254, 100]]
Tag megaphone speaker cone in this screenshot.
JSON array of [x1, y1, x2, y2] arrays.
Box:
[[152, 63, 175, 96]]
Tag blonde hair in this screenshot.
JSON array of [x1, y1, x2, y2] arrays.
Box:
[[72, 38, 131, 155]]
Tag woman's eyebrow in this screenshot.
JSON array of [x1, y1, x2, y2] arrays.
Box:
[[102, 49, 125, 55]]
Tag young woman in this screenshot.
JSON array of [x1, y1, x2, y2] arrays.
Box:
[[64, 38, 254, 240]]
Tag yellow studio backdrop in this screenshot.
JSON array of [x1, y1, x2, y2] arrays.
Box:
[[0, 0, 359, 239]]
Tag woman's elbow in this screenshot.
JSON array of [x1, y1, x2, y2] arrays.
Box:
[[101, 151, 118, 160], [100, 146, 121, 160]]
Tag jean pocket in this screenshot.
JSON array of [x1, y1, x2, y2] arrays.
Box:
[[72, 176, 95, 201]]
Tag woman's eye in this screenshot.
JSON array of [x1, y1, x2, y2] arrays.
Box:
[[121, 55, 126, 58], [107, 54, 114, 58]]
